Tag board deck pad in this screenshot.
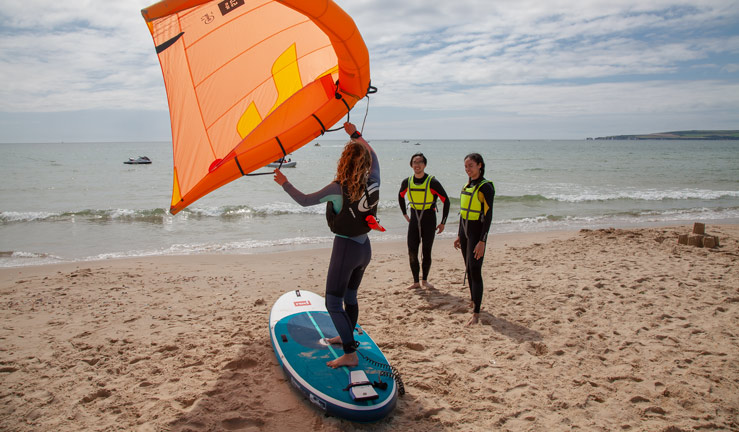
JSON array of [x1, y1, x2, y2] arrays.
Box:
[[270, 290, 398, 422]]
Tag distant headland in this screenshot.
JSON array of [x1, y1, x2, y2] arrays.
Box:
[[588, 130, 739, 140]]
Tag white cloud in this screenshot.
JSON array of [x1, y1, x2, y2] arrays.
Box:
[[346, 0, 739, 133], [0, 0, 163, 111], [0, 0, 737, 140]]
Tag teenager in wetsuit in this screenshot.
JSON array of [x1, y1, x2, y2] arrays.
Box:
[[273, 122, 379, 368], [398, 153, 450, 289], [453, 153, 495, 326]]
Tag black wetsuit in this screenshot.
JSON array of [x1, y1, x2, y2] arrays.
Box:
[[398, 175, 450, 283], [458, 177, 495, 313], [281, 144, 380, 355]]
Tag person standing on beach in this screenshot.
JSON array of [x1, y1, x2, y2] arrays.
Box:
[[398, 153, 450, 289], [453, 153, 495, 326], [273, 122, 379, 368]]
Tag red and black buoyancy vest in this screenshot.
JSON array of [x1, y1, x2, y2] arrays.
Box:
[[326, 181, 380, 237]]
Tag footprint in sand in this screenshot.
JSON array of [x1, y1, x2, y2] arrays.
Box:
[[222, 357, 258, 370], [80, 388, 112, 404], [156, 345, 179, 354], [221, 417, 265, 430], [403, 342, 425, 351], [526, 341, 548, 356]]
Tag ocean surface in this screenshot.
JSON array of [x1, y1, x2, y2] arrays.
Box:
[[1, 138, 738, 267]]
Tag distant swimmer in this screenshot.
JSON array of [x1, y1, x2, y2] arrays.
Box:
[[274, 122, 380, 368], [397, 153, 450, 290], [453, 153, 495, 326]]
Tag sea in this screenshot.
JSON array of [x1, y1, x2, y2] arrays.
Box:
[[1, 138, 738, 267]]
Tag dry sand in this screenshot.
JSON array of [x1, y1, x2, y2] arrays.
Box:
[[1, 224, 737, 431]]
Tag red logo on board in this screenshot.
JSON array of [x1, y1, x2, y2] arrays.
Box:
[[294, 300, 312, 307]]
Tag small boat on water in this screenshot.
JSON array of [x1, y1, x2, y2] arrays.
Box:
[[124, 156, 151, 164], [267, 157, 296, 168]]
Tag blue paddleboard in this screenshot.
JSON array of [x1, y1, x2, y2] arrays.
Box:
[[269, 290, 399, 422]]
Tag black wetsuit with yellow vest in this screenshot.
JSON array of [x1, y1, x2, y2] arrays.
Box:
[[398, 174, 450, 283], [457, 176, 495, 314]]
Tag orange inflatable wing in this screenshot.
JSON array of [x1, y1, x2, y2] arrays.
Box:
[[142, 0, 370, 214]]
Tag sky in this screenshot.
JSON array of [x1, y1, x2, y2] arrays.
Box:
[[0, 0, 738, 142]]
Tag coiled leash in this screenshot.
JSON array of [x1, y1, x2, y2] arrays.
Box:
[[356, 350, 406, 396]]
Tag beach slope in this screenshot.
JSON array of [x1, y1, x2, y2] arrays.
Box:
[[1, 225, 737, 431]]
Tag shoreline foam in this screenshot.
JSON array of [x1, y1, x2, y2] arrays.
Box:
[[4, 218, 739, 269]]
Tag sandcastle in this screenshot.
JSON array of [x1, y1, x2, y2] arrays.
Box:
[[678, 222, 720, 248]]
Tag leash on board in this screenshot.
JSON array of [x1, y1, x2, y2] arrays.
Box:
[[356, 350, 405, 396]]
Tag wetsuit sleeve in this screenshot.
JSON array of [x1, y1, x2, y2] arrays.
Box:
[[355, 136, 380, 187], [478, 182, 496, 242], [368, 146, 380, 186], [282, 181, 342, 207], [398, 178, 409, 216], [430, 177, 451, 225]]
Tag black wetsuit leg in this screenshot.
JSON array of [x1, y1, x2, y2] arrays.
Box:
[[420, 211, 437, 281], [407, 213, 421, 283], [408, 209, 437, 283], [460, 221, 484, 313], [325, 236, 372, 354]]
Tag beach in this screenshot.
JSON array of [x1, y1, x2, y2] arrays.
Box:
[[1, 223, 737, 431]]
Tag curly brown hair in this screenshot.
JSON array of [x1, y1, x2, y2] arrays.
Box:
[[335, 141, 372, 202]]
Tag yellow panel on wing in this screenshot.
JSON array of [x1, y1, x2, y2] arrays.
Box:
[[269, 43, 303, 113], [171, 167, 182, 208], [237, 102, 262, 140], [236, 44, 303, 140]]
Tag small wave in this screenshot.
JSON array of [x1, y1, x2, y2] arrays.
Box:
[[483, 190, 739, 205], [542, 189, 739, 203], [3, 188, 736, 226], [496, 195, 552, 204], [446, 190, 739, 205], [1, 199, 405, 224], [0, 251, 64, 267], [0, 211, 61, 222], [84, 235, 337, 261], [495, 207, 739, 229], [0, 208, 171, 224]]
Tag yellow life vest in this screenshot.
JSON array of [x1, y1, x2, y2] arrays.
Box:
[[407, 175, 434, 211], [460, 180, 491, 221]]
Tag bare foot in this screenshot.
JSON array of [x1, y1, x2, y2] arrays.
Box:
[[327, 352, 359, 369], [422, 280, 434, 289], [466, 313, 480, 326], [326, 336, 342, 345], [407, 282, 421, 289]]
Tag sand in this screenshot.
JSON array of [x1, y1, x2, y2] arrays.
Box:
[[1, 224, 737, 431]]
